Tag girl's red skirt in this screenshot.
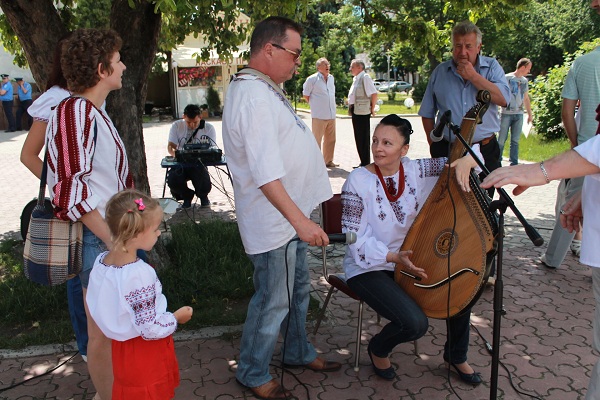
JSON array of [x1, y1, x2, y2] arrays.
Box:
[[112, 335, 179, 400]]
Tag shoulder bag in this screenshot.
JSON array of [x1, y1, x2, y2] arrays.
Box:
[[23, 120, 97, 286]]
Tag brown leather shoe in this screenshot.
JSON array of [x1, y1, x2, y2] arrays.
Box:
[[325, 161, 339, 168], [284, 357, 342, 372], [237, 379, 296, 400]]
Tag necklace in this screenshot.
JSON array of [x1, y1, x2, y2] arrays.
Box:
[[374, 163, 405, 202]]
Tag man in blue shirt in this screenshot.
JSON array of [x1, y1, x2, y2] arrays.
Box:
[[419, 21, 510, 192], [0, 74, 16, 132], [15, 78, 32, 131]]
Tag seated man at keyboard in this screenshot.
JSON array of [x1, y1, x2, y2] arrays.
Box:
[[167, 104, 216, 208]]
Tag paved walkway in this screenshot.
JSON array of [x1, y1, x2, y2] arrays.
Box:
[[0, 112, 594, 399]]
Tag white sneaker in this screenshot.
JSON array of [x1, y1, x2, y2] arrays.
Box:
[[570, 240, 581, 257], [81, 354, 87, 362]]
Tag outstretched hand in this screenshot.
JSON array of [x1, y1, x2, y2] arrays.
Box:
[[480, 163, 545, 195]]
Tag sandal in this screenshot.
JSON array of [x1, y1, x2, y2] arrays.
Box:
[[571, 239, 581, 257]]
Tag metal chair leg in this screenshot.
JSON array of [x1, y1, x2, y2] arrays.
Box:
[[354, 300, 364, 372], [313, 286, 336, 335], [413, 340, 419, 356]]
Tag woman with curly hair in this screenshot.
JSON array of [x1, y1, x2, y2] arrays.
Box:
[[45, 28, 129, 400]]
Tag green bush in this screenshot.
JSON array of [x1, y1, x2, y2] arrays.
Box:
[[387, 85, 398, 101], [411, 78, 428, 102], [206, 85, 221, 115], [530, 38, 600, 141], [530, 64, 570, 141]]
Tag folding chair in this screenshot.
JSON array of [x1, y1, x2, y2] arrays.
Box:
[[312, 193, 367, 371]]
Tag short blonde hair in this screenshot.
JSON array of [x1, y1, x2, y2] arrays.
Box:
[[105, 189, 160, 250]]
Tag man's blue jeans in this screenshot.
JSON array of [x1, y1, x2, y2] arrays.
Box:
[[347, 270, 472, 364], [236, 239, 317, 388], [498, 113, 524, 166]]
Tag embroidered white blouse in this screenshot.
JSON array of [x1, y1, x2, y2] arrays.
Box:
[[86, 252, 178, 341], [342, 157, 449, 280]]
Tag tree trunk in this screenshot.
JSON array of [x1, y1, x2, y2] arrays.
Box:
[[108, 0, 161, 195], [0, 0, 67, 90], [107, 1, 167, 269]]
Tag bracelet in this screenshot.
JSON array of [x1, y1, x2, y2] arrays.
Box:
[[539, 161, 550, 183]]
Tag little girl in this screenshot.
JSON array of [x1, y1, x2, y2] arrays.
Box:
[[86, 189, 193, 399]]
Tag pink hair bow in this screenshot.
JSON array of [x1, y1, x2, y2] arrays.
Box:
[[134, 198, 146, 211]]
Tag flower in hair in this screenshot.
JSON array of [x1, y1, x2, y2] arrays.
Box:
[[134, 198, 145, 211]]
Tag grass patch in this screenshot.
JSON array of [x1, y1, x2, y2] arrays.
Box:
[[0, 240, 74, 349], [0, 219, 321, 349], [503, 134, 571, 163], [162, 220, 254, 329]]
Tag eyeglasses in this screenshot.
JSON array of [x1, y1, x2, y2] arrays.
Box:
[[270, 43, 301, 62]]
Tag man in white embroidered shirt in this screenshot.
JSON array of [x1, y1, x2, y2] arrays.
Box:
[[222, 16, 339, 400], [303, 57, 338, 168]]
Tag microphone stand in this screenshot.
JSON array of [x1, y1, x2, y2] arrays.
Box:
[[445, 121, 543, 400]]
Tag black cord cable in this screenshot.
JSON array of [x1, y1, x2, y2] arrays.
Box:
[[269, 363, 311, 400], [470, 323, 543, 400], [280, 239, 312, 400], [0, 351, 79, 394]]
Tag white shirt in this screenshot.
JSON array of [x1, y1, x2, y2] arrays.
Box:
[[28, 86, 70, 122], [342, 158, 445, 280], [46, 97, 130, 220], [347, 71, 377, 105], [574, 135, 600, 267], [302, 72, 336, 120], [222, 74, 332, 254], [87, 252, 178, 341], [342, 148, 482, 280], [168, 119, 217, 149]]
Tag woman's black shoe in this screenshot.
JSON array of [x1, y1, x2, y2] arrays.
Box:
[[449, 363, 482, 385], [367, 342, 396, 380]]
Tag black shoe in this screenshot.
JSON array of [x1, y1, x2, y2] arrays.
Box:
[[200, 196, 210, 207], [367, 342, 396, 380], [5, 129, 15, 132], [448, 363, 482, 385]]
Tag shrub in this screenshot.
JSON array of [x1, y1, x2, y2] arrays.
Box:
[[530, 38, 600, 141], [206, 85, 221, 116], [387, 85, 398, 101], [411, 78, 428, 102], [529, 64, 571, 141]]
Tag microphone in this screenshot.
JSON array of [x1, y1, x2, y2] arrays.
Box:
[[327, 232, 357, 244], [430, 110, 452, 142]]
